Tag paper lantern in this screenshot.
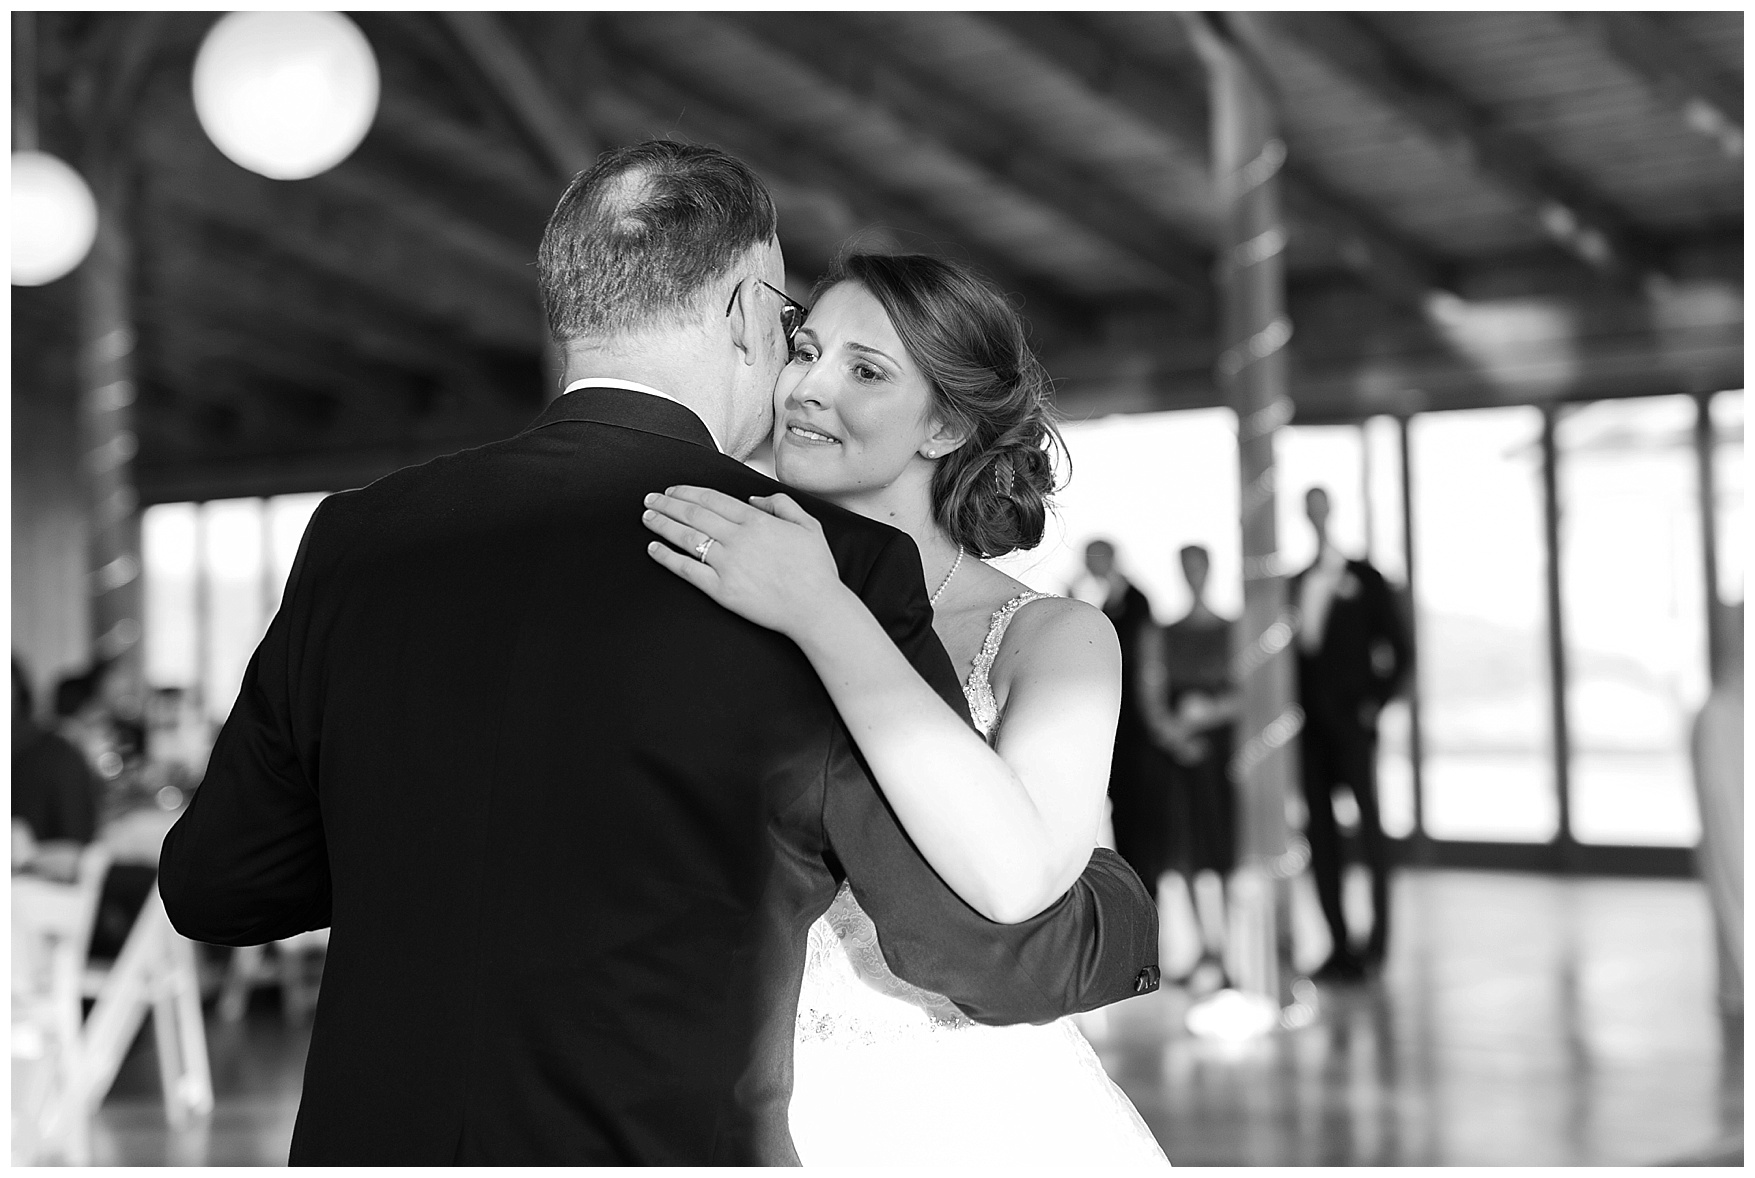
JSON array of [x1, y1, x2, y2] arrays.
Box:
[[192, 11, 379, 181], [11, 150, 99, 286]]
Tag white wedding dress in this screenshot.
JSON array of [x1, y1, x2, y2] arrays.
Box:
[[789, 592, 1171, 1168]]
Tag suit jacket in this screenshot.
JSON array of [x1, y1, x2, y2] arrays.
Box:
[[1288, 556, 1412, 731], [1102, 581, 1154, 747], [158, 387, 1159, 1166]]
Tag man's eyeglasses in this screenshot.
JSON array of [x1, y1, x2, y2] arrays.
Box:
[[726, 279, 810, 352]]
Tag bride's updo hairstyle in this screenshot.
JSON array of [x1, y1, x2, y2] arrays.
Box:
[[819, 253, 1066, 559]]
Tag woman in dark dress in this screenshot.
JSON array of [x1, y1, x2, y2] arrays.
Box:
[[1138, 544, 1239, 991]]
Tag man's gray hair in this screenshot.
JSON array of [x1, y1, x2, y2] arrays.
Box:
[[537, 140, 778, 343]]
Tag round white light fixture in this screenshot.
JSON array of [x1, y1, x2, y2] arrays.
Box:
[[192, 11, 379, 181], [11, 150, 99, 286]]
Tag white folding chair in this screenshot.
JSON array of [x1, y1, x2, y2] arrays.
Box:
[[77, 884, 215, 1134], [11, 842, 112, 1164], [217, 927, 330, 1025], [59, 805, 216, 1153]]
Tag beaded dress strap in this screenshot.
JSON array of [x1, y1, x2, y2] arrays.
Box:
[[963, 591, 1055, 739]]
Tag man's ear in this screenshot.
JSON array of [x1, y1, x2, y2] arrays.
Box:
[[919, 418, 973, 460], [725, 282, 762, 368]]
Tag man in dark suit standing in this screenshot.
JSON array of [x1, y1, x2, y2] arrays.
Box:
[[158, 142, 1157, 1166], [1068, 540, 1163, 890], [1289, 487, 1411, 982]]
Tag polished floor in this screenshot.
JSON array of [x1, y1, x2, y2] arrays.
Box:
[[87, 869, 1741, 1166]]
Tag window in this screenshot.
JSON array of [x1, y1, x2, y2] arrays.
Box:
[[1410, 408, 1557, 842], [994, 408, 1242, 623], [143, 494, 330, 732], [1556, 397, 1706, 846]]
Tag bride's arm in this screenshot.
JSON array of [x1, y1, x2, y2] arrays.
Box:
[[643, 486, 1118, 924]]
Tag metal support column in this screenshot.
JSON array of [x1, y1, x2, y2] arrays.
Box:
[[1186, 14, 1308, 1030], [1539, 408, 1577, 862], [77, 170, 144, 709], [1399, 416, 1428, 851]]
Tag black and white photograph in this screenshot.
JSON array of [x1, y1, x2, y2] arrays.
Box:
[[10, 8, 1743, 1167]]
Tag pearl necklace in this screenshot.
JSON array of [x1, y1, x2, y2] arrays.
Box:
[[930, 549, 965, 607]]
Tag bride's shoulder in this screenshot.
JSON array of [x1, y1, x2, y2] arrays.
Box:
[[972, 568, 1119, 668]]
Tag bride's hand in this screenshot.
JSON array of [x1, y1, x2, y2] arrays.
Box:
[[642, 485, 850, 639]]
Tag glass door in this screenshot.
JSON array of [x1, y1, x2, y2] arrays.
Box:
[[1555, 397, 1708, 846], [142, 493, 330, 731], [1407, 408, 1558, 843]]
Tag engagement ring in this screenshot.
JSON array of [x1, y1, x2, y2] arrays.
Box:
[[695, 537, 716, 562]]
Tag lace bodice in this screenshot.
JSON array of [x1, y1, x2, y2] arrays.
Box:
[[964, 591, 1055, 740], [798, 591, 1055, 1043]]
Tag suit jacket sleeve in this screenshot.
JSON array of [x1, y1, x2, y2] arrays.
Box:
[[159, 504, 332, 946], [1363, 563, 1414, 707], [822, 530, 1159, 1026]]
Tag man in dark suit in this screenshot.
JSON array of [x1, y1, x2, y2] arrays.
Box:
[[159, 142, 1158, 1166], [1288, 487, 1411, 982], [1068, 540, 1162, 889]]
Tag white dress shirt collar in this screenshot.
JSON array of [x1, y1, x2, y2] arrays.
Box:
[[562, 378, 722, 454], [1298, 544, 1351, 654]]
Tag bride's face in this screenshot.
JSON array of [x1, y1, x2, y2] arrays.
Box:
[[772, 282, 945, 499]]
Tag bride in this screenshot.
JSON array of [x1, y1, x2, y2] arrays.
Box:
[[642, 252, 1170, 1168]]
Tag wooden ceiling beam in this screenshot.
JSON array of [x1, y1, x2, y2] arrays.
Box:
[[377, 23, 886, 287], [581, 26, 1104, 348], [1561, 12, 1742, 157], [985, 11, 1452, 309], [599, 12, 1186, 304], [143, 314, 539, 463], [147, 174, 541, 352], [724, 12, 1211, 312], [135, 434, 521, 505], [145, 237, 502, 390], [391, 12, 1110, 343], [151, 322, 399, 416], [1043, 274, 1435, 409], [391, 14, 1102, 339], [310, 165, 536, 285], [368, 89, 559, 223], [1047, 302, 1743, 422], [438, 10, 599, 180], [354, 11, 542, 152], [1228, 12, 1668, 284], [134, 93, 543, 350]]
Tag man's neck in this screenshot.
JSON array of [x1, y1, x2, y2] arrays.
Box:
[[562, 342, 733, 454]]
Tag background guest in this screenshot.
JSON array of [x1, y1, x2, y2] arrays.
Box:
[[12, 656, 100, 882], [53, 663, 125, 789], [46, 661, 160, 958], [1289, 487, 1412, 982], [1690, 600, 1743, 1019], [1138, 544, 1240, 993], [1068, 539, 1164, 894]]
